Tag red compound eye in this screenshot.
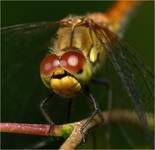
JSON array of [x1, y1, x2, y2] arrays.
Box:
[[40, 54, 59, 76], [60, 50, 85, 73]]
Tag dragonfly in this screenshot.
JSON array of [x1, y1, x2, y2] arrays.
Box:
[[1, 0, 154, 148]]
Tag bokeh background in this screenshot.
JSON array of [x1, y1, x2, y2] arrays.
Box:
[[1, 1, 154, 149]]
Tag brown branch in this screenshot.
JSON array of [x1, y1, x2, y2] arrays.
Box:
[[60, 110, 154, 149], [0, 110, 154, 150]]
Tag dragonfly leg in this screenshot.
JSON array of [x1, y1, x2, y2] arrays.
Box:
[[40, 93, 55, 124], [91, 78, 112, 111], [81, 87, 104, 143], [28, 94, 61, 149], [91, 78, 112, 148]]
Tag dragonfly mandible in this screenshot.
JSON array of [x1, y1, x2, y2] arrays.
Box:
[[2, 0, 154, 148]]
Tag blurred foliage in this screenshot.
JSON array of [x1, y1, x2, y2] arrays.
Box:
[[1, 1, 154, 149]]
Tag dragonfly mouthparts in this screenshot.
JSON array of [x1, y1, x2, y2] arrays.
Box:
[[50, 70, 81, 97], [51, 71, 68, 79]]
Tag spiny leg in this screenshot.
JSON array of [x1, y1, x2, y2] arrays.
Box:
[[37, 96, 72, 148], [27, 93, 56, 149], [40, 93, 55, 124], [91, 78, 112, 110], [91, 78, 112, 148], [81, 86, 104, 143]]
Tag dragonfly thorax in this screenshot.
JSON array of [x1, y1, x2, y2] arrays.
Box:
[[54, 17, 107, 73]]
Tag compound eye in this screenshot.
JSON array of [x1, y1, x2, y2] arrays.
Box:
[[60, 50, 85, 73], [40, 54, 59, 76]]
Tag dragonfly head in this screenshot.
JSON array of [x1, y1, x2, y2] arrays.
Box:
[[40, 49, 92, 97]]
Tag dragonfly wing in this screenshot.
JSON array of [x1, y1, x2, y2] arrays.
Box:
[[1, 22, 59, 122], [2, 21, 57, 33], [92, 25, 154, 144], [2, 21, 58, 54]]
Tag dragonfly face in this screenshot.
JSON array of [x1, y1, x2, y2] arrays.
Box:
[[40, 49, 92, 97], [40, 17, 107, 97]]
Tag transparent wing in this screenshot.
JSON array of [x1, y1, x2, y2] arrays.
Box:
[[1, 21, 59, 121], [2, 21, 59, 57], [92, 25, 154, 144], [2, 21, 57, 33]]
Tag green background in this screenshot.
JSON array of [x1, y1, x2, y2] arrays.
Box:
[[1, 1, 154, 149]]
